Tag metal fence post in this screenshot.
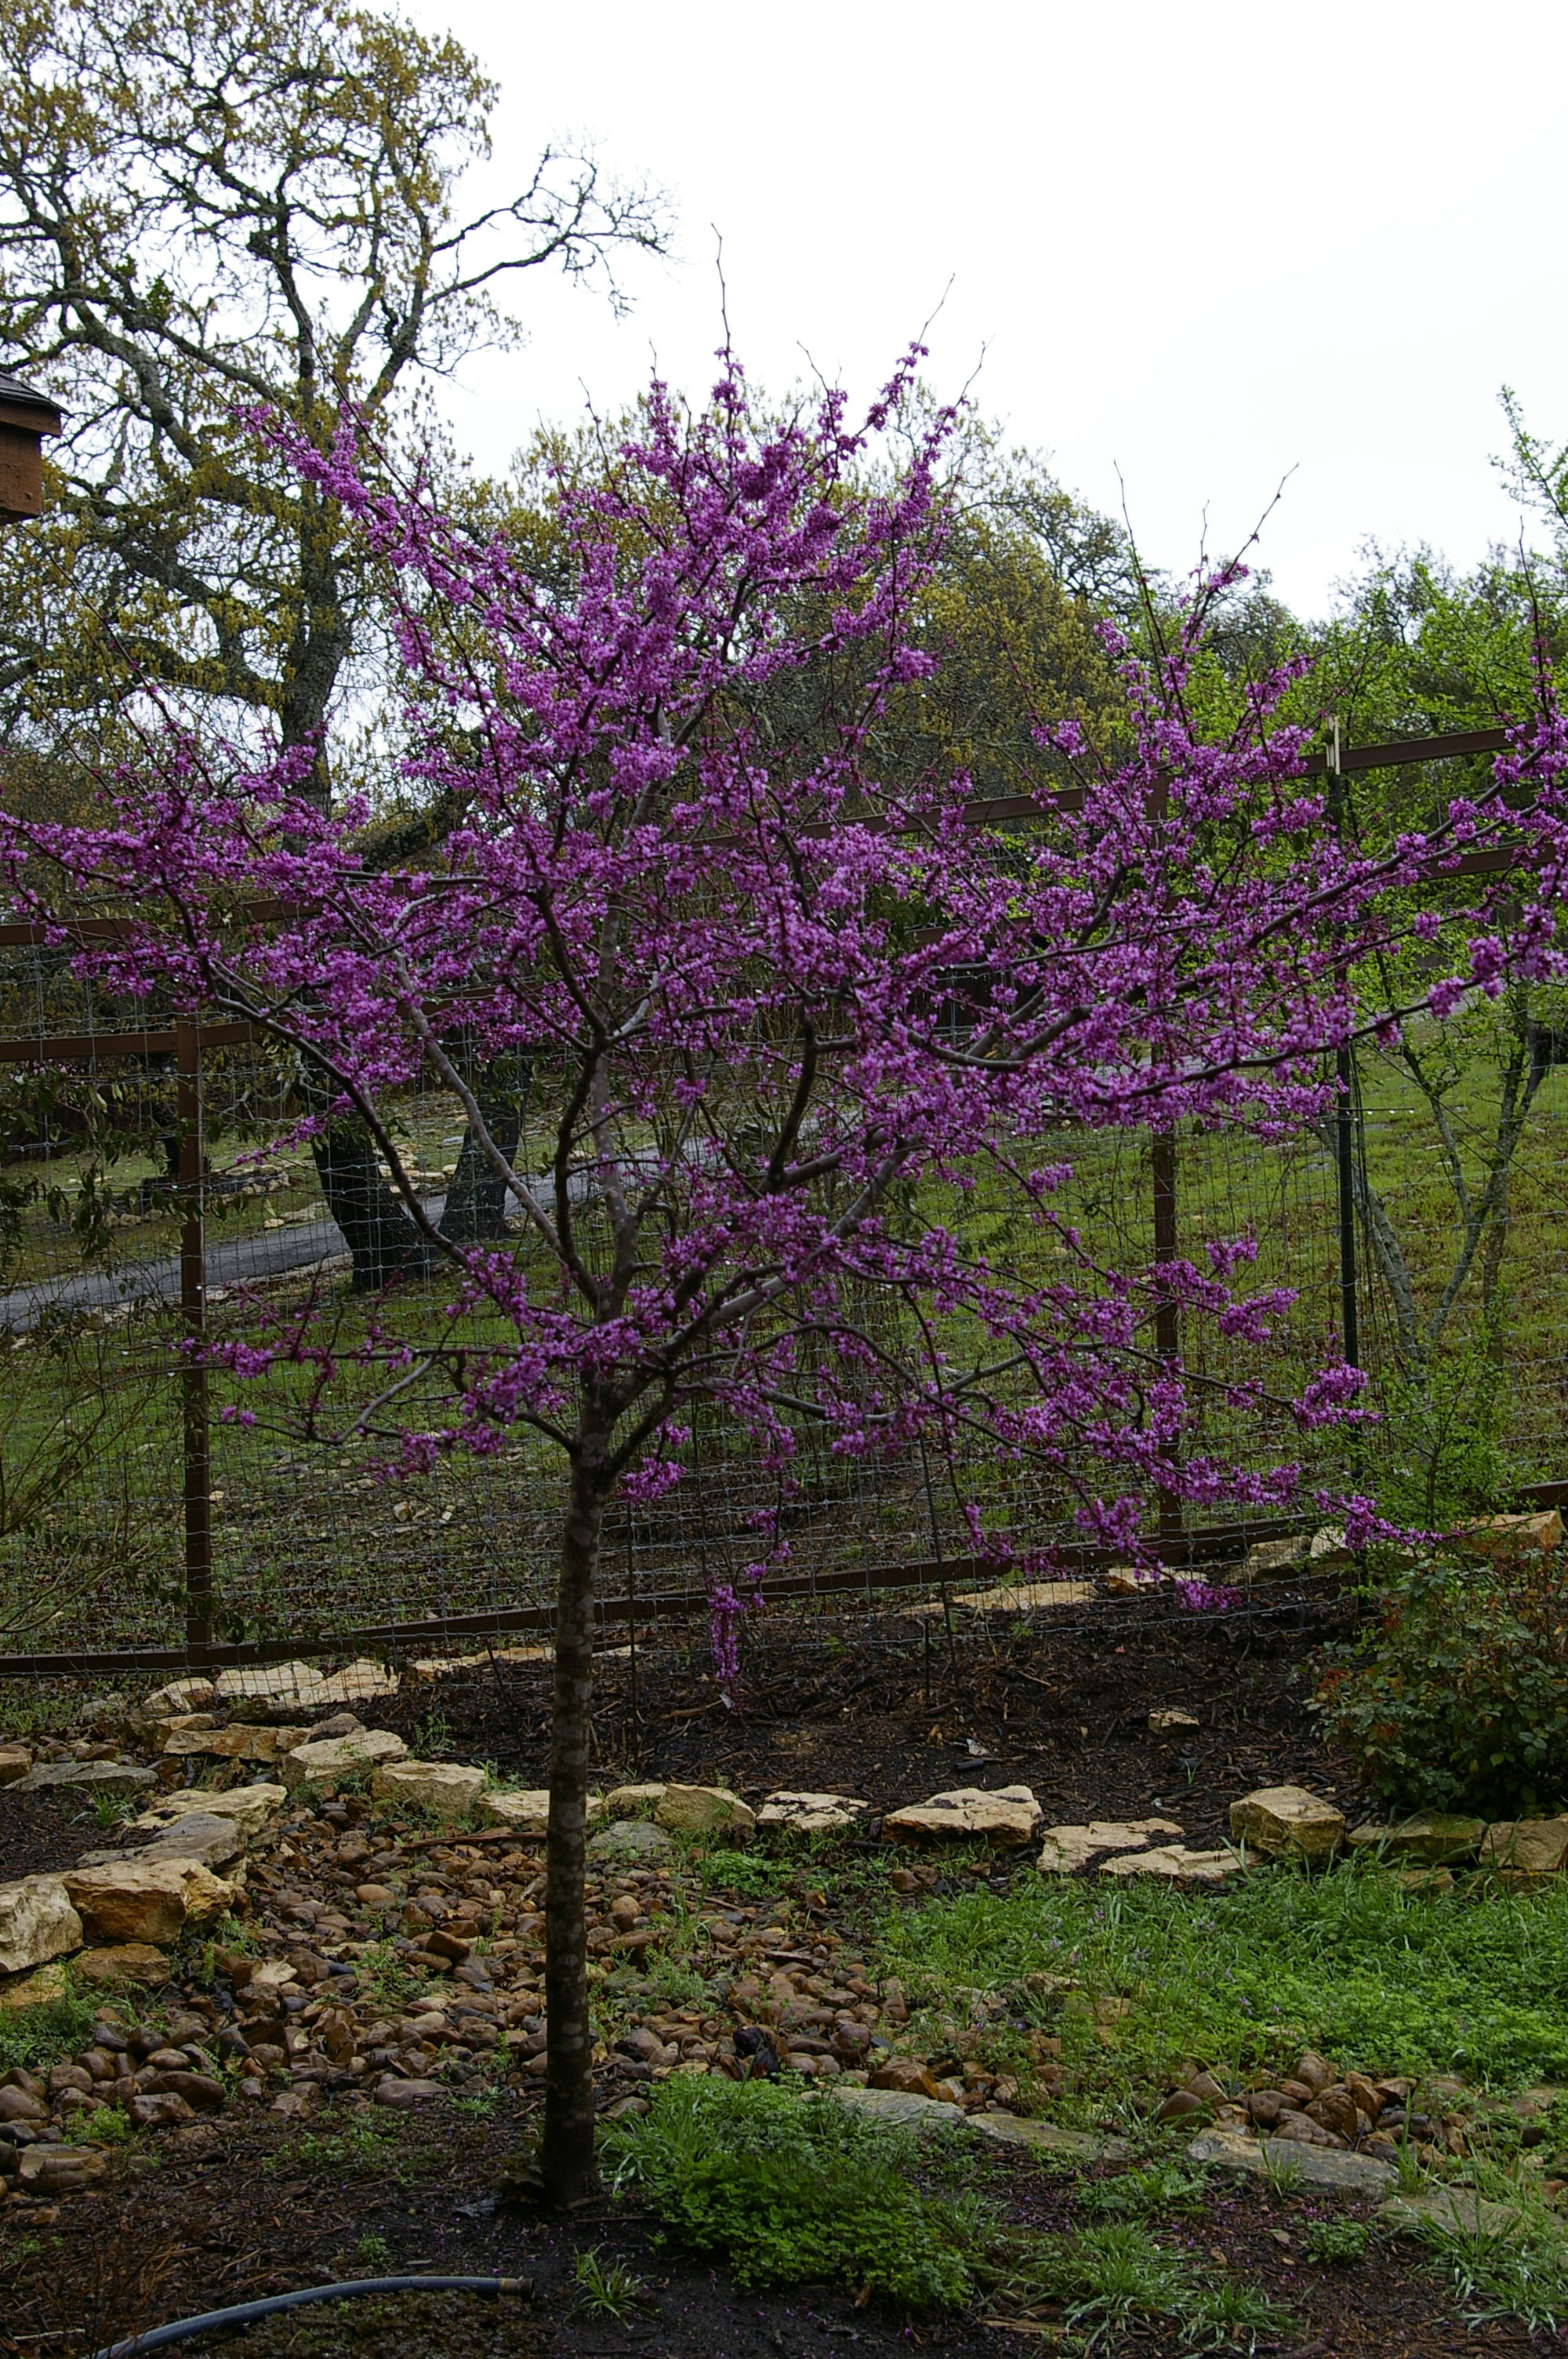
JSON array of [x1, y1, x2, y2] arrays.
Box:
[[176, 1020, 212, 1650], [1325, 723, 1361, 1372], [1152, 1126, 1184, 1549]]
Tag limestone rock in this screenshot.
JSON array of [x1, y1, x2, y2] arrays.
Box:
[[151, 1711, 221, 1745], [81, 1812, 247, 1876], [1454, 1509, 1564, 1561], [1379, 2188, 1535, 2241], [1243, 1525, 1352, 1579], [242, 1958, 299, 1996], [370, 1760, 485, 1821], [655, 1784, 757, 1839], [1037, 1816, 1185, 1873], [375, 2074, 445, 2107], [214, 1657, 398, 1710], [756, 1792, 873, 1834], [216, 1659, 318, 1705], [11, 1759, 154, 1796], [412, 1645, 550, 1679], [136, 1674, 216, 1722], [1229, 1785, 1345, 1860], [1241, 1536, 1308, 1580], [477, 1788, 550, 1837], [72, 1943, 171, 1990], [1105, 1566, 1163, 1596], [16, 2143, 111, 2193], [970, 2111, 1134, 2161], [1098, 1844, 1242, 1884], [475, 1787, 608, 1836], [1148, 1708, 1200, 1735], [951, 1581, 1095, 1612], [313, 1659, 399, 1706], [602, 1783, 669, 1815], [0, 1744, 32, 1785], [1188, 2126, 1396, 2194], [588, 1817, 676, 1866], [886, 1787, 1040, 1845], [162, 1722, 308, 1763], [0, 1961, 72, 2009], [127, 1680, 218, 1741], [1479, 1817, 1568, 1877], [869, 2056, 943, 2099], [0, 1876, 83, 1975], [837, 2083, 1132, 2160], [1346, 1812, 1485, 1864], [64, 1859, 235, 1946], [279, 1728, 406, 1794], [135, 1784, 287, 1841], [136, 1812, 249, 1870]]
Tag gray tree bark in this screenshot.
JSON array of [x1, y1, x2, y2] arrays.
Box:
[[542, 1435, 610, 2203]]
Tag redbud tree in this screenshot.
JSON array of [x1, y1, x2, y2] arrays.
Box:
[[10, 354, 1568, 2199]]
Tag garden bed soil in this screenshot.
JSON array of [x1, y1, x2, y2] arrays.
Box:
[[0, 1790, 107, 1883], [379, 1577, 1374, 1843], [0, 2097, 1554, 2359]]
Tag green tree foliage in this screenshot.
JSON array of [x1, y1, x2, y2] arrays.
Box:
[[0, 0, 667, 802]]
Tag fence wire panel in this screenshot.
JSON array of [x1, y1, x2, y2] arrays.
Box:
[[0, 953, 1563, 1675]]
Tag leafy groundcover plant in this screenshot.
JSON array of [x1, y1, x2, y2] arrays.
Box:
[[1316, 1553, 1568, 1815], [603, 2077, 985, 2310]]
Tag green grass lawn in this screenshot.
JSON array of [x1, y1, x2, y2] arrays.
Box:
[[880, 1858, 1568, 2096]]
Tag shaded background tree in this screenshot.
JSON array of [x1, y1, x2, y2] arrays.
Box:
[[0, 0, 667, 1277]]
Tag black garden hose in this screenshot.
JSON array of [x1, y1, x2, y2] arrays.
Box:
[[85, 2274, 532, 2359]]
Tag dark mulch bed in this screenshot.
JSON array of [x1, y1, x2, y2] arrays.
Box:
[[0, 1790, 107, 1881], [0, 2094, 1551, 2359], [379, 1575, 1373, 1844]]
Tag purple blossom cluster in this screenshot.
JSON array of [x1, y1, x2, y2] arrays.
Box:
[[5, 347, 1567, 1652]]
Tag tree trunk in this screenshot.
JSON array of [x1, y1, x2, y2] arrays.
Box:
[[543, 1443, 609, 2203], [438, 1056, 530, 1245], [310, 1119, 430, 1292]]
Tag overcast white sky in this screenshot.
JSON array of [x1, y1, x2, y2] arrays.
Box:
[[407, 0, 1568, 620]]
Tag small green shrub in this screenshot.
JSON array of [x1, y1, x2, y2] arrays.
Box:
[[1303, 2217, 1369, 2266], [76, 2103, 132, 2146], [0, 1994, 96, 2073], [1082, 2161, 1211, 2220], [1368, 1347, 1514, 1533], [603, 2077, 983, 2310], [702, 1849, 781, 1899], [1317, 1554, 1568, 1814]]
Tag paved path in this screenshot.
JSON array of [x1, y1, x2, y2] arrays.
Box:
[[0, 1196, 445, 1330]]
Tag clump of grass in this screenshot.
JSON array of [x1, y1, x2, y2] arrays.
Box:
[[993, 2221, 1291, 2350], [877, 1860, 1568, 2092], [603, 2077, 986, 2310], [1417, 2201, 1568, 2331], [89, 1790, 138, 1828], [572, 2247, 645, 2321]]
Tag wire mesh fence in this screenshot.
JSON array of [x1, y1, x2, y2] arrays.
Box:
[[1, 926, 1562, 1688]]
